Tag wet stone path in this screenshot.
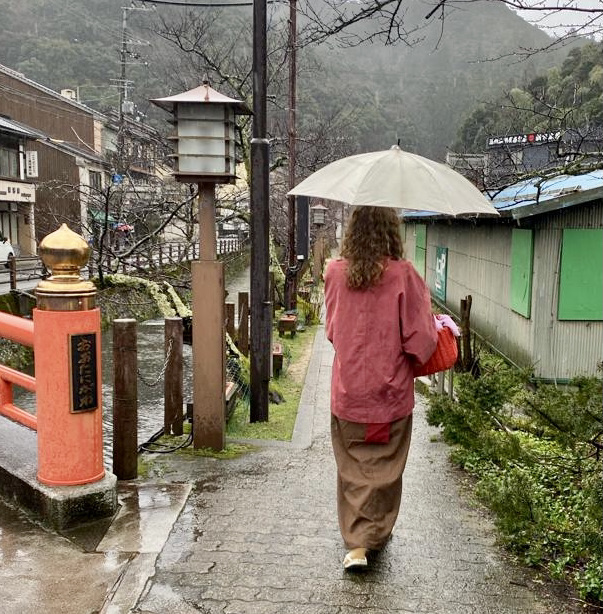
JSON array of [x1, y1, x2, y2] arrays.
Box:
[[133, 326, 576, 614]]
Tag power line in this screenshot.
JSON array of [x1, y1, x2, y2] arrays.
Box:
[[136, 0, 281, 6]]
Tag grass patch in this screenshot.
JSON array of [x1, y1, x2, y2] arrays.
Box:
[[226, 323, 318, 441], [141, 422, 257, 460]]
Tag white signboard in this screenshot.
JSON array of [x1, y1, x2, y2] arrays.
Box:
[[0, 179, 36, 203], [25, 151, 39, 178]]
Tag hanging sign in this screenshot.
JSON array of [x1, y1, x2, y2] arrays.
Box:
[[25, 151, 39, 178]]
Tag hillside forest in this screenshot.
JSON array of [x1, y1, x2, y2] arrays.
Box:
[[0, 0, 589, 170]]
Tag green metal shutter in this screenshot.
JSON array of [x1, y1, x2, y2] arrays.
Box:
[[414, 224, 426, 278], [558, 229, 603, 321], [510, 229, 534, 318]]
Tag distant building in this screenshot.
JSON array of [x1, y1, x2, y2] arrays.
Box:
[[0, 63, 108, 245], [445, 152, 486, 190], [0, 63, 178, 254], [484, 130, 563, 186], [0, 115, 38, 255], [484, 128, 603, 187]]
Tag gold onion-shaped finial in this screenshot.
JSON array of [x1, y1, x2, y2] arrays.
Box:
[[39, 223, 90, 276], [36, 224, 96, 310]]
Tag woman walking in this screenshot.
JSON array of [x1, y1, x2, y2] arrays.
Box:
[[324, 206, 438, 571]]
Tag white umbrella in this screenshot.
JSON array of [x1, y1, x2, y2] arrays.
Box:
[[288, 145, 499, 216]]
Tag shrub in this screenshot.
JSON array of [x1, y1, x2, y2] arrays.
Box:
[[427, 357, 603, 603]]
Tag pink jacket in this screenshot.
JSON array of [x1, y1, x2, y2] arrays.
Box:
[[325, 258, 437, 424]]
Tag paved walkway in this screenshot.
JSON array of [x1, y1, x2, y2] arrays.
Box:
[[132, 326, 576, 614]]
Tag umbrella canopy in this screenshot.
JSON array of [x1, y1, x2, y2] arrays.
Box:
[[288, 145, 498, 216]]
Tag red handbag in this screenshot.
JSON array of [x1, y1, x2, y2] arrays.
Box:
[[413, 326, 458, 377]]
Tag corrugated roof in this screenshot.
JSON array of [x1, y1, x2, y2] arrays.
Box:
[[0, 115, 105, 164], [405, 169, 603, 220], [488, 170, 603, 219], [0, 63, 105, 119], [0, 115, 43, 139]]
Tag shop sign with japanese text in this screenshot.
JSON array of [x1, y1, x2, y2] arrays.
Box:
[[487, 131, 561, 148]]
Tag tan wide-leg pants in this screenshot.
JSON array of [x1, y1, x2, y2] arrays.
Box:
[[330, 413, 413, 550]]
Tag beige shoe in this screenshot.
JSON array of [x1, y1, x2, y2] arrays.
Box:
[[343, 548, 368, 570]]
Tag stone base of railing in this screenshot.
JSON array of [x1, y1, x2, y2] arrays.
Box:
[[0, 415, 117, 531]]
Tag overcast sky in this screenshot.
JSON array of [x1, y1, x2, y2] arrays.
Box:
[[515, 0, 603, 39]]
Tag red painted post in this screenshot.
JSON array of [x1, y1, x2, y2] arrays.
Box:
[[34, 224, 104, 487]]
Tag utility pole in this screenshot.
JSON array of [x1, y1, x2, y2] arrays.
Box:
[[250, 0, 271, 422], [284, 0, 298, 310], [116, 6, 132, 171], [115, 3, 152, 171]]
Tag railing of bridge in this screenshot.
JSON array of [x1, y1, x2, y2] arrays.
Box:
[[0, 256, 46, 293], [94, 238, 248, 277], [1, 238, 248, 293], [0, 311, 36, 430]]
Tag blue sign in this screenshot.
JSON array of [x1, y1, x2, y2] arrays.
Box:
[[112, 173, 123, 185]]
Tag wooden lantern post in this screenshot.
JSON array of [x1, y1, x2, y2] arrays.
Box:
[[151, 79, 251, 451]]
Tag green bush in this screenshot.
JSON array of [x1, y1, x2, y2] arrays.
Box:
[[427, 357, 603, 604]]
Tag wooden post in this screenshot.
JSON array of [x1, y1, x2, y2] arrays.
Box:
[[238, 292, 249, 357], [164, 317, 183, 436], [225, 303, 235, 340], [460, 295, 473, 372], [192, 183, 225, 451], [437, 370, 445, 395], [8, 254, 17, 291], [113, 318, 138, 480], [269, 271, 275, 315]]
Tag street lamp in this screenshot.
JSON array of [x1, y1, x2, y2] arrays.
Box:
[[311, 203, 328, 227], [310, 204, 328, 284], [151, 79, 251, 451]]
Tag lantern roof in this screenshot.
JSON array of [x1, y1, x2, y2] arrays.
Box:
[[150, 79, 251, 115]]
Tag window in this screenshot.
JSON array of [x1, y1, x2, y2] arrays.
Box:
[[0, 145, 19, 178], [510, 229, 534, 318], [510, 149, 524, 166], [89, 171, 103, 193], [414, 224, 426, 278], [558, 229, 603, 321]]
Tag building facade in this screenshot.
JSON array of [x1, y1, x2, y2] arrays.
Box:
[[404, 171, 603, 381], [0, 115, 38, 255]]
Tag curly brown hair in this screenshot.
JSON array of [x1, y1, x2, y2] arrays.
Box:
[[341, 206, 404, 290]]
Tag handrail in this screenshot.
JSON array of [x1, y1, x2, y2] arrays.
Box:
[[0, 311, 36, 429], [0, 311, 34, 346]]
